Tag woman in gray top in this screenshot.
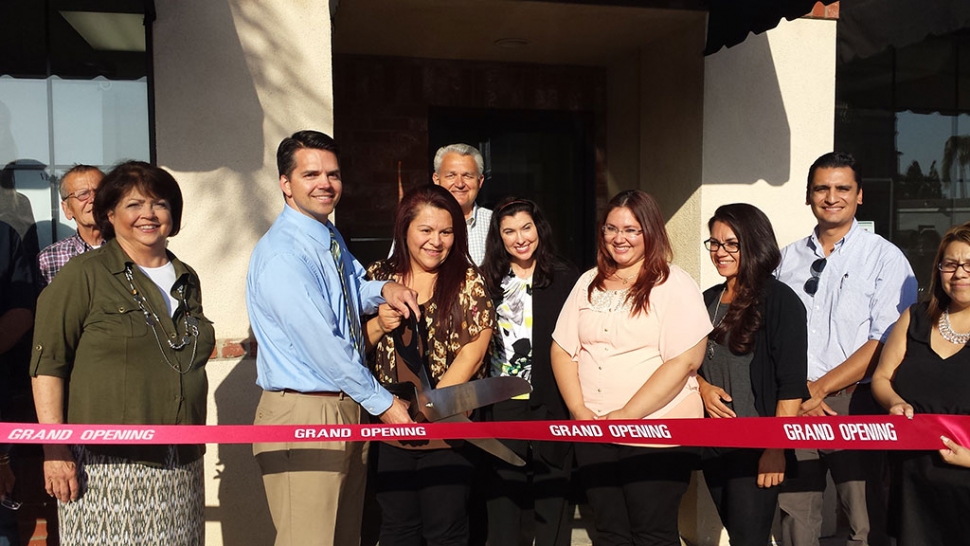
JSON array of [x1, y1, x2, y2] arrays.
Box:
[[699, 203, 809, 546]]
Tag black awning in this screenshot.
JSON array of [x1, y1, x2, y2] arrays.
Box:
[[838, 0, 970, 64], [704, 0, 838, 55]]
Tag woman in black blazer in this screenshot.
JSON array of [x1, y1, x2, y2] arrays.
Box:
[[482, 197, 578, 546]]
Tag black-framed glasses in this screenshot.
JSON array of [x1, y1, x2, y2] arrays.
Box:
[[803, 258, 827, 296], [63, 188, 96, 202], [704, 238, 740, 253], [938, 261, 970, 274]]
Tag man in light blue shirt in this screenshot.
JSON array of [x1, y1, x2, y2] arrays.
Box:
[[248, 130, 417, 546], [775, 152, 917, 546]]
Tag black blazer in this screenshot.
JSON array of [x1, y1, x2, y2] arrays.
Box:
[[530, 261, 580, 421], [487, 261, 578, 466], [702, 277, 809, 417]]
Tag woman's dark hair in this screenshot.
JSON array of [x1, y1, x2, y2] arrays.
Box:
[[387, 184, 473, 320], [927, 222, 970, 323], [707, 203, 781, 355], [94, 161, 183, 240], [589, 190, 671, 316], [482, 197, 562, 296]]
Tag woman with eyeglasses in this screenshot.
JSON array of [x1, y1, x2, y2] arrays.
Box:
[[481, 197, 579, 546], [551, 190, 712, 546], [698, 203, 809, 546], [872, 222, 970, 545]]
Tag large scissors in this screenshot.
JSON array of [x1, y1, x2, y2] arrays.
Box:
[[384, 307, 531, 466]]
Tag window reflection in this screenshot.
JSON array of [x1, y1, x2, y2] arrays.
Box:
[[837, 28, 970, 292]]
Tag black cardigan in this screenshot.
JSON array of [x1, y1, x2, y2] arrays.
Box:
[[529, 261, 580, 421], [702, 277, 809, 417]]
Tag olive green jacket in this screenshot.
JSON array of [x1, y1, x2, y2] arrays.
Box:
[[31, 238, 215, 465]]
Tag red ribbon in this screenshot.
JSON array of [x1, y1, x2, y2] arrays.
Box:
[[4, 414, 969, 450]]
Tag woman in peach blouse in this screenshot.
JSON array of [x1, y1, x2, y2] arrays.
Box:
[[551, 190, 712, 546]]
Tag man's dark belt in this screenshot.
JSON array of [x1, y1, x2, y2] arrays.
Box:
[[280, 389, 345, 398]]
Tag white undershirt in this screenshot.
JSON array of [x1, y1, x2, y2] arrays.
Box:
[[138, 262, 178, 317]]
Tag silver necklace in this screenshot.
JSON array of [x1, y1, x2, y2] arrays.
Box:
[[612, 270, 638, 285], [124, 265, 199, 374], [707, 287, 727, 360], [938, 307, 970, 345]]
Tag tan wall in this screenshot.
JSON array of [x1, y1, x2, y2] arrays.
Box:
[[638, 19, 708, 279], [152, 1, 337, 543], [699, 17, 838, 290]]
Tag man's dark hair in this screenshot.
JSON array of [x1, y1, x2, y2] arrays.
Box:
[[276, 130, 339, 178], [806, 152, 861, 200]]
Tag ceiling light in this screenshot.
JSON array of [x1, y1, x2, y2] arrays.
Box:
[[493, 38, 530, 49]]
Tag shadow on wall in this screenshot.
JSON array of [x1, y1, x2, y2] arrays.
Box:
[[212, 356, 275, 546], [704, 33, 791, 186]]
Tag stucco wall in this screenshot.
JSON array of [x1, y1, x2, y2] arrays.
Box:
[[700, 17, 837, 290], [151, 1, 336, 544]]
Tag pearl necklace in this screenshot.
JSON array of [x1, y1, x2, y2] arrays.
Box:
[[938, 307, 970, 345]]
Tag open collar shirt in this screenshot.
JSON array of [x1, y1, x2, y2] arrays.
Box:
[[466, 204, 492, 266], [247, 205, 393, 416], [775, 219, 918, 382]]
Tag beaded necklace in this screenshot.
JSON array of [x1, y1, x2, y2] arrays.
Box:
[[123, 265, 199, 374]]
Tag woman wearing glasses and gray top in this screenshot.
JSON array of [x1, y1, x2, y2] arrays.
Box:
[[698, 203, 809, 546], [30, 161, 215, 545], [551, 190, 711, 546]]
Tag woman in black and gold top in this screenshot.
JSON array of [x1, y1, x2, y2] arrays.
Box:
[[365, 184, 494, 546], [31, 161, 215, 546]]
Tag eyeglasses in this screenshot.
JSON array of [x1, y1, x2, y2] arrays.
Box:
[[602, 225, 643, 239], [63, 188, 96, 202], [704, 238, 740, 253], [938, 261, 970, 274], [803, 258, 827, 296]]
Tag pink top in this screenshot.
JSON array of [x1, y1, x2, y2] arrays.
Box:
[[552, 265, 713, 420]]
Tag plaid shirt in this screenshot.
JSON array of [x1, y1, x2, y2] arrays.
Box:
[[37, 233, 99, 288], [466, 204, 492, 266]]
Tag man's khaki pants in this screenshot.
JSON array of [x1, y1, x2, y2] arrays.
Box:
[[253, 390, 368, 546]]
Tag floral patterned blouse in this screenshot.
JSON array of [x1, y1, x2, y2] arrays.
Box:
[[366, 261, 496, 384]]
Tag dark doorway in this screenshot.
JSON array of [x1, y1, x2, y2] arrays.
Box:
[[429, 107, 597, 270]]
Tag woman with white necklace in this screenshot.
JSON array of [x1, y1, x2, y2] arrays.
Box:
[[31, 161, 214, 545], [551, 190, 711, 546], [873, 222, 970, 545], [697, 203, 808, 546]]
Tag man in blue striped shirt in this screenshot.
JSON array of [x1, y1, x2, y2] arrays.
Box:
[[775, 152, 917, 546]]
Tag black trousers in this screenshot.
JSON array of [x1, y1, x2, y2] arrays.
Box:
[[700, 448, 781, 546], [576, 443, 699, 546], [376, 443, 474, 546], [485, 400, 574, 546]]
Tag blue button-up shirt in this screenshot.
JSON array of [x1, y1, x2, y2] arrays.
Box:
[[776, 220, 918, 382], [247, 205, 392, 416]]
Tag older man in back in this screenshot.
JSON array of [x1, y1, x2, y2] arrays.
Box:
[[432, 143, 491, 265], [37, 165, 104, 287]]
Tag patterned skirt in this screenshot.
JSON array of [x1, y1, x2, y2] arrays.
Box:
[[59, 445, 204, 546]]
